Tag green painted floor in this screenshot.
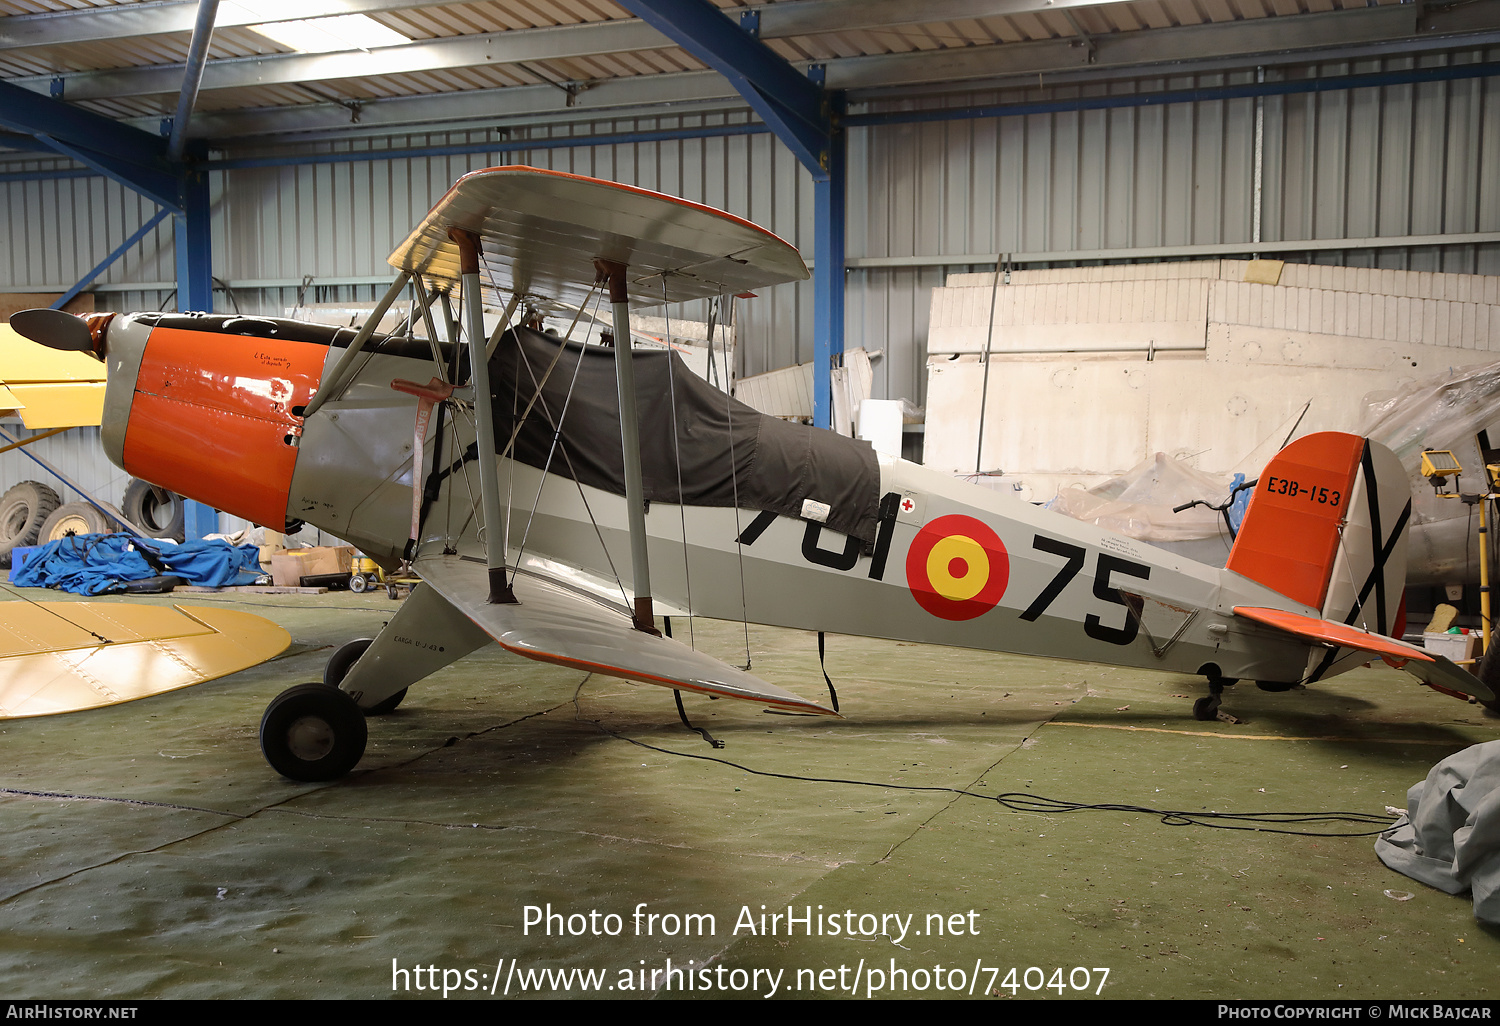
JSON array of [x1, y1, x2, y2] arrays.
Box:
[[1, 588, 1496, 1000]]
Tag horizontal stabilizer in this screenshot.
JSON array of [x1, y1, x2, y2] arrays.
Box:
[[1233, 605, 1494, 702], [0, 602, 290, 718], [413, 555, 838, 715]]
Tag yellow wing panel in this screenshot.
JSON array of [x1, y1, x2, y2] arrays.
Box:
[[0, 603, 290, 719], [5, 381, 106, 428], [0, 325, 108, 383]]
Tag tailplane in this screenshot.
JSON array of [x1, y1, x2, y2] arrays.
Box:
[[1227, 432, 1411, 681]]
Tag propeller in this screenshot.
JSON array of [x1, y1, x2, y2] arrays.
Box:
[[10, 308, 95, 353]]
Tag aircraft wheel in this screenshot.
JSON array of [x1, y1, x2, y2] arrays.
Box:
[[323, 637, 406, 715], [324, 638, 373, 687], [1475, 648, 1500, 715], [349, 573, 369, 593], [1256, 680, 1296, 692], [38, 501, 112, 544], [1192, 695, 1221, 721], [0, 480, 60, 566], [260, 683, 367, 781], [121, 478, 185, 541]]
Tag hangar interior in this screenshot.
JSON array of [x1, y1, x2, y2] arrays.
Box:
[[2, 0, 1499, 1000]]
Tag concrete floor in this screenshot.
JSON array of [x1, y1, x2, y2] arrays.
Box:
[[1, 586, 1496, 1000]]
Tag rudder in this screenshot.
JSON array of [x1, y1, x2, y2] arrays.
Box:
[[1227, 432, 1411, 679]]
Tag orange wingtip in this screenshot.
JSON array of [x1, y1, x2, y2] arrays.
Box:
[[496, 641, 841, 716]]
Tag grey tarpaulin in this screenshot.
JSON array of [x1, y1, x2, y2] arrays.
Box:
[[1375, 740, 1500, 925], [490, 326, 882, 544]]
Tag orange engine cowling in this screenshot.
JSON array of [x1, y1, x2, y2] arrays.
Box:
[[118, 321, 328, 528]]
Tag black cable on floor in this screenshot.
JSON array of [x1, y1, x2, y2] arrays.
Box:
[[574, 683, 1401, 839]]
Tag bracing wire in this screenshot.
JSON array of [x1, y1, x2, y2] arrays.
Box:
[[508, 296, 602, 586], [504, 296, 633, 611]]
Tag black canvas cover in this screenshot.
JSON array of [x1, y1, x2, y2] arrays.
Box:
[[490, 327, 881, 543]]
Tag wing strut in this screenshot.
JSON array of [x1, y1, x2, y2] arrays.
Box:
[[450, 227, 517, 604], [300, 271, 411, 421], [595, 258, 660, 636]]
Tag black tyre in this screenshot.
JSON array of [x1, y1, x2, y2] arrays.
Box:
[[38, 501, 113, 544], [1476, 646, 1500, 715], [323, 637, 406, 715], [349, 573, 369, 593], [0, 480, 60, 566], [121, 478, 185, 541], [260, 683, 368, 781]]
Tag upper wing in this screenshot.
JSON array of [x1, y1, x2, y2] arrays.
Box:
[[1233, 605, 1494, 702], [413, 554, 837, 715], [387, 165, 809, 307], [0, 602, 290, 718]]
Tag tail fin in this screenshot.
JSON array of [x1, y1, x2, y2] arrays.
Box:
[[1227, 432, 1411, 679]]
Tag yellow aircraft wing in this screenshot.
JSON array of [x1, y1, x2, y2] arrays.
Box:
[[0, 602, 290, 718], [0, 323, 106, 428]]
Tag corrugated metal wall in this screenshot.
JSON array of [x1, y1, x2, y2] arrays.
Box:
[[2, 53, 1497, 511], [846, 54, 1500, 409]]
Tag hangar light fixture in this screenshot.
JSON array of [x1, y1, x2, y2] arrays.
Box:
[[225, 1, 410, 53]]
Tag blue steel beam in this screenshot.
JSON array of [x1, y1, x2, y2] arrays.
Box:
[[0, 78, 210, 310], [616, 0, 845, 426], [615, 0, 831, 175], [174, 164, 213, 312], [0, 80, 179, 210], [812, 91, 846, 432], [52, 207, 172, 309]]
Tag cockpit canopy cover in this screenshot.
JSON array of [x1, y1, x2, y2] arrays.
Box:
[[492, 327, 881, 543]]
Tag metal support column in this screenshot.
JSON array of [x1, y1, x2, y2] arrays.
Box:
[[174, 166, 213, 312], [811, 114, 845, 430]]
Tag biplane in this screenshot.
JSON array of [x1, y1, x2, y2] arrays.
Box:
[[12, 166, 1495, 781]]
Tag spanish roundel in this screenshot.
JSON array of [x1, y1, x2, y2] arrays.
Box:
[[905, 514, 1009, 621]]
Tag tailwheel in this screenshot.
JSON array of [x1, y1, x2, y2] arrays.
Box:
[[323, 637, 407, 715], [261, 683, 368, 781], [1193, 676, 1239, 722]]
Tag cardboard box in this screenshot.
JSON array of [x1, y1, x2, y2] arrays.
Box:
[[270, 545, 354, 587]]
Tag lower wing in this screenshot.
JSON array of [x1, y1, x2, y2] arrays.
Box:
[[0, 602, 290, 718], [413, 554, 837, 715]]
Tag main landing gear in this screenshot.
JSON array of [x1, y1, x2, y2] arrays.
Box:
[[260, 639, 409, 781], [324, 638, 407, 715], [260, 683, 368, 782]]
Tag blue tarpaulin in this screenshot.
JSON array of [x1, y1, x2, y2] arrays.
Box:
[[11, 533, 261, 595]]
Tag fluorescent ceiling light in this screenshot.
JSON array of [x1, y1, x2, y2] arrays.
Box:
[[242, 12, 410, 53]]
